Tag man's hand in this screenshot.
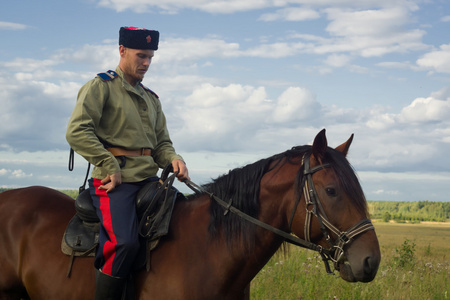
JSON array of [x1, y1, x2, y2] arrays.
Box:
[[98, 172, 122, 193], [172, 160, 190, 182]]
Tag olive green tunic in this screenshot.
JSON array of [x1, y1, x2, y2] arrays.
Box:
[[66, 67, 183, 182]]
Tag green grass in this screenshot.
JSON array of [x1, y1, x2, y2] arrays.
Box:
[[250, 222, 450, 299]]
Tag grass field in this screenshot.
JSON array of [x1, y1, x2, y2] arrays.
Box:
[[250, 221, 449, 299]]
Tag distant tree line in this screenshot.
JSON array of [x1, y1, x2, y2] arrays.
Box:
[[369, 201, 450, 223]]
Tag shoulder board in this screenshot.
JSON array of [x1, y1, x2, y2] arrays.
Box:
[[97, 70, 118, 81], [140, 83, 159, 98]]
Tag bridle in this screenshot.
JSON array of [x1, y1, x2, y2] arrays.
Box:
[[287, 153, 375, 273], [184, 152, 375, 275]]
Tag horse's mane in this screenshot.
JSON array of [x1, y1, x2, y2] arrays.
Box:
[[188, 145, 367, 251]]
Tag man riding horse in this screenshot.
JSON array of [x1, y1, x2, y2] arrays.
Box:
[[66, 26, 189, 299]]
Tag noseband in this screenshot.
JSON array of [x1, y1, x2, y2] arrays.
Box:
[[185, 152, 375, 275]]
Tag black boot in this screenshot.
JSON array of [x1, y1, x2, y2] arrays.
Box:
[[95, 269, 126, 300]]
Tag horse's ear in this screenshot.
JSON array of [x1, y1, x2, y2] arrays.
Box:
[[312, 129, 328, 161], [335, 134, 354, 157]]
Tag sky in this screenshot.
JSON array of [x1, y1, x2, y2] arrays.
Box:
[[1, 0, 450, 202]]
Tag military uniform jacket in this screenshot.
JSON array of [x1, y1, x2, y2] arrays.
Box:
[[66, 67, 183, 182]]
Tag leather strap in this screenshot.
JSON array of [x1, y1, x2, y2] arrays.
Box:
[[107, 147, 152, 157]]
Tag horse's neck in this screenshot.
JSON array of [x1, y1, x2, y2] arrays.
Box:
[[140, 194, 283, 297]]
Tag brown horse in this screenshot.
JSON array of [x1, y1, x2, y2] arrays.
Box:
[[0, 129, 380, 299]]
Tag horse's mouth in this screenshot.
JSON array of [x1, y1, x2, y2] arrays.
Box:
[[338, 259, 379, 283]]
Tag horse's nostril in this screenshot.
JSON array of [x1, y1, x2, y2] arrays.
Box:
[[363, 256, 378, 280]]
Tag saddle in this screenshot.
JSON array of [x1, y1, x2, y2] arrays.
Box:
[[61, 165, 183, 276]]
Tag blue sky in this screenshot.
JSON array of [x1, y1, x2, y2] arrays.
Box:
[[1, 0, 450, 201]]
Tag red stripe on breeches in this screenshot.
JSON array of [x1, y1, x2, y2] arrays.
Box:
[[93, 179, 117, 275]]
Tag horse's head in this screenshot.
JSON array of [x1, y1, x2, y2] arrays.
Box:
[[308, 129, 381, 282], [263, 129, 380, 282]]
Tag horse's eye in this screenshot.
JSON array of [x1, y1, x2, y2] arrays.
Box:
[[325, 188, 337, 197]]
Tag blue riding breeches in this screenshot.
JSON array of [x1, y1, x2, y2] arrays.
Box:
[[89, 177, 157, 278]]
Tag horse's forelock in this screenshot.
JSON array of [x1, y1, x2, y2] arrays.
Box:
[[290, 146, 368, 216], [327, 149, 368, 216]]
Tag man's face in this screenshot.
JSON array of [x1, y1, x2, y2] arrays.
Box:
[[119, 45, 154, 84]]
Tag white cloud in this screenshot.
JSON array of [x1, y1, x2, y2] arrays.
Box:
[[272, 87, 321, 123], [0, 168, 10, 176], [325, 7, 407, 37], [89, 1, 429, 61], [321, 6, 427, 57], [1, 0, 449, 203], [323, 54, 351, 67], [1, 58, 58, 72], [170, 83, 325, 152], [196, 0, 269, 14], [174, 83, 272, 150], [95, 0, 420, 14], [244, 42, 306, 58], [416, 44, 450, 74], [399, 95, 450, 124], [158, 31, 427, 64], [0, 21, 27, 30], [1, 3, 449, 189], [373, 189, 399, 195], [11, 169, 33, 178], [259, 7, 320, 22], [0, 73, 78, 151], [0, 168, 32, 178], [53, 43, 119, 71], [359, 170, 450, 201], [365, 111, 396, 130], [159, 38, 241, 62], [376, 61, 419, 71], [97, 0, 271, 14]]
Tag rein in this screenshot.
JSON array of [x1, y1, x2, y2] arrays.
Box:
[[184, 152, 375, 275], [185, 180, 325, 251]]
